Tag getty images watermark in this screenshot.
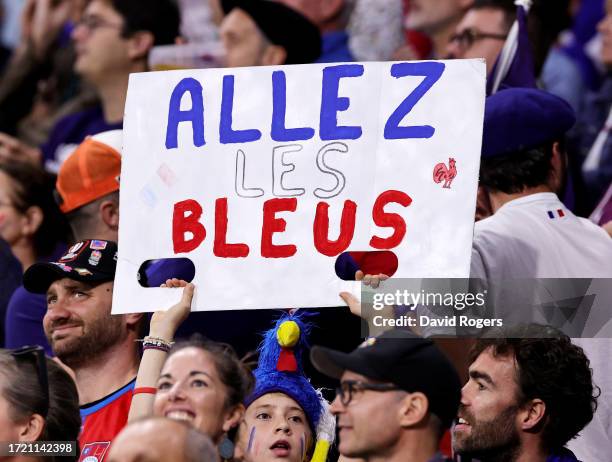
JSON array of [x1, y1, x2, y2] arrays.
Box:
[[359, 278, 612, 338], [369, 287, 499, 330]]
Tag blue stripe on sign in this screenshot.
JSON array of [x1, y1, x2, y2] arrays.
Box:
[[547, 211, 554, 219]]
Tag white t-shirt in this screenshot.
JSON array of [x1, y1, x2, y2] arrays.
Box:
[[471, 192, 612, 460]]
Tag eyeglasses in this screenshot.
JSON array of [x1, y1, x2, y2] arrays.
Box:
[[75, 15, 124, 33], [449, 28, 508, 49], [335, 380, 400, 406], [10, 346, 50, 418]]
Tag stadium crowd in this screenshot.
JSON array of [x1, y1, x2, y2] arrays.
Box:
[[1, 0, 611, 461]]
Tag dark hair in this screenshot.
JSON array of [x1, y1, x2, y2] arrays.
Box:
[[0, 161, 71, 258], [479, 142, 558, 194], [470, 324, 598, 452], [472, 0, 516, 30], [110, 0, 180, 46], [167, 334, 254, 410], [0, 351, 81, 461]]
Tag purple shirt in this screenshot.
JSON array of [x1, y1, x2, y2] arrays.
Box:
[[41, 106, 122, 173]]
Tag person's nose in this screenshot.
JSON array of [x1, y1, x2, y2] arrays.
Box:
[[330, 393, 344, 415], [167, 381, 187, 402]]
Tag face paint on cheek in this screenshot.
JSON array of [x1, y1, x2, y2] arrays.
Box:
[[300, 433, 305, 461], [247, 426, 256, 453]]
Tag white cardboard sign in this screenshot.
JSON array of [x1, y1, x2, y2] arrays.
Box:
[[113, 60, 486, 313]]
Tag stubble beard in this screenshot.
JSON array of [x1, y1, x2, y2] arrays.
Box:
[[49, 314, 126, 370], [454, 405, 521, 462]]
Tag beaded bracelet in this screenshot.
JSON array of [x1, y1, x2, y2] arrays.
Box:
[[138, 336, 174, 353]]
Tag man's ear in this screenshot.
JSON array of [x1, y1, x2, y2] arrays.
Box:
[[520, 398, 546, 432], [99, 199, 120, 231], [22, 205, 44, 237], [549, 141, 565, 193], [18, 413, 46, 442], [127, 31, 155, 60], [261, 44, 287, 66], [398, 391, 428, 428]]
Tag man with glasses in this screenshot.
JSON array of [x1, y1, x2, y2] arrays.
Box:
[[310, 329, 461, 462], [446, 0, 514, 73], [0, 0, 179, 172]]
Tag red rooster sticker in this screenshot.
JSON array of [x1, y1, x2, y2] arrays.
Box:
[[433, 158, 457, 189]]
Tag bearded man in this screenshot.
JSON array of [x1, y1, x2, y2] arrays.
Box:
[[23, 239, 143, 460], [454, 324, 597, 462]]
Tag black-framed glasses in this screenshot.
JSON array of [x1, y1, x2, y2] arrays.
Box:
[[449, 28, 508, 49], [10, 346, 50, 418], [336, 380, 400, 406]]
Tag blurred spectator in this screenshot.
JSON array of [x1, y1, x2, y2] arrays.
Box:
[[0, 161, 69, 270], [453, 325, 597, 461], [0, 0, 180, 173], [220, 0, 321, 67], [347, 0, 404, 61], [404, 0, 473, 58], [21, 239, 144, 458], [472, 88, 612, 461], [0, 160, 69, 351], [108, 417, 219, 462], [0, 0, 83, 142], [276, 0, 354, 62], [0, 238, 21, 347], [447, 0, 514, 74], [570, 0, 612, 213], [178, 0, 219, 44], [0, 346, 81, 460], [0, 3, 11, 72], [312, 329, 461, 462], [4, 130, 119, 354]]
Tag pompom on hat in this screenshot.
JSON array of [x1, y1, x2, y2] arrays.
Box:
[[245, 313, 323, 432]]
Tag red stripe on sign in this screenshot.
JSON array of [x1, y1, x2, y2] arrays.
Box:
[[558, 209, 565, 217]]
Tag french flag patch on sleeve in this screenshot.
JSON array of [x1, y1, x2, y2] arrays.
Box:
[[547, 209, 565, 219]]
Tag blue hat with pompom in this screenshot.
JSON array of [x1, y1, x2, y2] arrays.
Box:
[[245, 312, 322, 432]]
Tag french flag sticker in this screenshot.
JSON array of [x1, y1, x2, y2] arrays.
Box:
[[547, 209, 565, 219]]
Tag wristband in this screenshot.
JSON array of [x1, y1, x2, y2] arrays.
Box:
[[133, 387, 157, 395]]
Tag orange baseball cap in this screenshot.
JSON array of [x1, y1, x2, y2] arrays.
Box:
[[56, 130, 122, 213]]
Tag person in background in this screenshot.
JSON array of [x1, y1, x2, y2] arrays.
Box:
[[404, 0, 473, 58], [1, 160, 70, 351], [220, 0, 321, 67], [275, 0, 355, 62], [0, 0, 179, 173], [0, 346, 81, 461], [446, 0, 514, 74], [4, 130, 119, 353]]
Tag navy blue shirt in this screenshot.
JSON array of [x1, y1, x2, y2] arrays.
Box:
[[0, 239, 22, 348]]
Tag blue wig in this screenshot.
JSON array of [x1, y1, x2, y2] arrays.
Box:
[[245, 312, 322, 432]]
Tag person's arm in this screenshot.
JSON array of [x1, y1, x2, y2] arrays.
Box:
[[0, 0, 74, 134], [127, 280, 194, 423]]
